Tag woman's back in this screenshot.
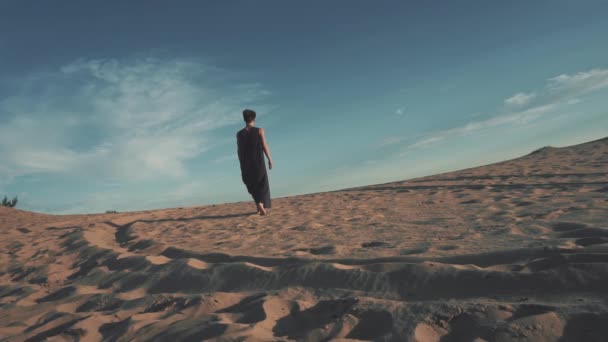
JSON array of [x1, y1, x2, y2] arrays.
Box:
[[237, 127, 264, 167]]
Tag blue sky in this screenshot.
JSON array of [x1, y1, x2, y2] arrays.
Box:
[[1, 0, 607, 214]]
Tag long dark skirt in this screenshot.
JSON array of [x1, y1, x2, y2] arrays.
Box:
[[245, 171, 271, 208]]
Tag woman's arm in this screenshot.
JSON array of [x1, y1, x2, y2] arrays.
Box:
[[259, 128, 273, 169]]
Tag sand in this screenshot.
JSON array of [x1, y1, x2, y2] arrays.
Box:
[[1, 137, 607, 341]]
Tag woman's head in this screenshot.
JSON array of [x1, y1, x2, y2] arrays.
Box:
[[243, 109, 256, 124]]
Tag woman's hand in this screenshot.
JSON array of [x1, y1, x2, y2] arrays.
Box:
[[268, 159, 273, 170]]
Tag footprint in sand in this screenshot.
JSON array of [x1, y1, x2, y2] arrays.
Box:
[[295, 245, 336, 255], [515, 201, 534, 207], [436, 244, 459, 251], [289, 226, 307, 232], [361, 241, 391, 248]]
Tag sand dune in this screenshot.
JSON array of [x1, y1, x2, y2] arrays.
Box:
[[1, 137, 608, 341]]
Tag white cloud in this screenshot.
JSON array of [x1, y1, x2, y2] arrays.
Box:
[[567, 98, 582, 105], [377, 136, 404, 147], [395, 107, 405, 115], [405, 68, 608, 150], [166, 180, 208, 202], [407, 136, 445, 148], [405, 104, 556, 150], [504, 92, 536, 106], [457, 104, 556, 134], [548, 69, 608, 94], [0, 57, 271, 182]]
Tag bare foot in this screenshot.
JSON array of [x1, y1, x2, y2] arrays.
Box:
[[257, 203, 267, 216]]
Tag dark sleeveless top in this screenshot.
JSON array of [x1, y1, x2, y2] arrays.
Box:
[[236, 127, 271, 207]]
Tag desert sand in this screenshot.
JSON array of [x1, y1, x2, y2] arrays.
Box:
[[1, 137, 607, 341]]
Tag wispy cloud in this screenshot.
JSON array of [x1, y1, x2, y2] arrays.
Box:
[[548, 69, 608, 94], [567, 98, 582, 105], [407, 136, 445, 149], [377, 136, 405, 147], [504, 92, 536, 107], [0, 57, 270, 182], [403, 68, 608, 150], [449, 104, 557, 135], [56, 179, 209, 214], [212, 154, 237, 164], [395, 107, 405, 115]]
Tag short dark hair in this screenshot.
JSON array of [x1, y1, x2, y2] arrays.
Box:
[[243, 109, 256, 123]]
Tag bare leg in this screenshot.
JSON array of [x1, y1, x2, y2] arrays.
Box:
[[257, 202, 267, 216]]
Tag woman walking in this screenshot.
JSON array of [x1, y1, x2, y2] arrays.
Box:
[[236, 109, 273, 215]]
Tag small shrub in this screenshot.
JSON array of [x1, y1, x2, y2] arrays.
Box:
[[2, 195, 18, 208]]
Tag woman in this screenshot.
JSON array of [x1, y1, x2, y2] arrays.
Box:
[[236, 109, 273, 215]]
